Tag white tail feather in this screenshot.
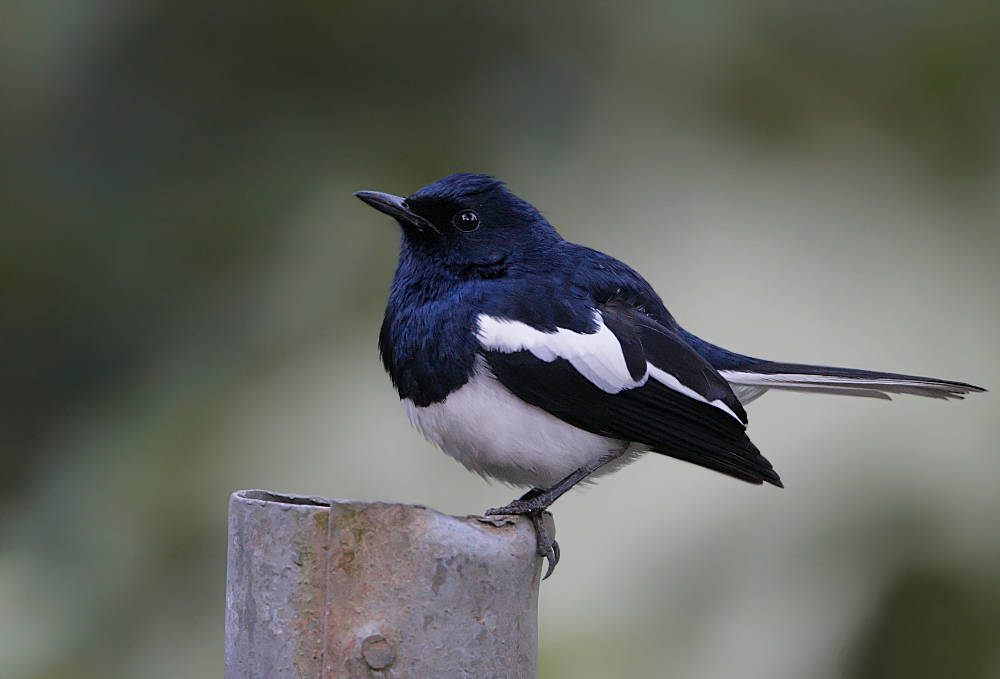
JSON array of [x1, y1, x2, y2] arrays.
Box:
[[720, 370, 980, 405]]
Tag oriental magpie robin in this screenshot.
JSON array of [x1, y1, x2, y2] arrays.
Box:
[[355, 173, 984, 578]]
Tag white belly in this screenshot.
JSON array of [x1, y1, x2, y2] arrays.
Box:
[[402, 362, 641, 488]]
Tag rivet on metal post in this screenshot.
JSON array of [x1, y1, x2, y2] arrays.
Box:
[[225, 490, 544, 679], [361, 635, 395, 669]]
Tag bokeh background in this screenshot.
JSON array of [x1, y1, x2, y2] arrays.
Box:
[[2, 1, 999, 677]]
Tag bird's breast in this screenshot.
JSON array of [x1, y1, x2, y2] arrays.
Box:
[[380, 292, 481, 406]]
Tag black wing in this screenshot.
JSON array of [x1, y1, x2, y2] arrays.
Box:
[[480, 302, 782, 487]]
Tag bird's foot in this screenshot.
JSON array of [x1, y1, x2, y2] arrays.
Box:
[[485, 494, 549, 517], [486, 500, 559, 579], [529, 512, 560, 579]]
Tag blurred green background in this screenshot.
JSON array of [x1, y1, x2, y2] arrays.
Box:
[[1, 1, 998, 678]]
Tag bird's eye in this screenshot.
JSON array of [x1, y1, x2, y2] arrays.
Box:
[[453, 209, 480, 232]]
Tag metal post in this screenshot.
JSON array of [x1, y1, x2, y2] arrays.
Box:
[[225, 490, 545, 679]]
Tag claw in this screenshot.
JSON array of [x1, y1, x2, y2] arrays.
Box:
[[487, 501, 559, 578], [530, 512, 560, 579]]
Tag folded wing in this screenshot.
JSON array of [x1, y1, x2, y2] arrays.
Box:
[[477, 303, 782, 487]]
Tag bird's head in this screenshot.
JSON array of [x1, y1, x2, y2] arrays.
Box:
[[355, 173, 561, 273]]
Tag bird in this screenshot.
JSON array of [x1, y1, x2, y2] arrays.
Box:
[[355, 173, 985, 579]]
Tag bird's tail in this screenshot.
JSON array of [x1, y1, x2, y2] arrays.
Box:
[[716, 361, 985, 405]]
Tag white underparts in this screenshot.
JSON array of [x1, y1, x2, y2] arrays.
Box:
[[476, 311, 743, 422], [402, 360, 644, 488]]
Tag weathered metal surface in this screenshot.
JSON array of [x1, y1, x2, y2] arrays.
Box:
[[226, 491, 330, 678], [225, 490, 545, 679]]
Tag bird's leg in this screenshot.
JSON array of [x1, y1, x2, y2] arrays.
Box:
[[487, 451, 621, 516], [514, 487, 545, 503], [486, 451, 622, 579]]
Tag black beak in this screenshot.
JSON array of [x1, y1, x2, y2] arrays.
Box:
[[354, 190, 440, 234]]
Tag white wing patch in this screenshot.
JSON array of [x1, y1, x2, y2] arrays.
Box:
[[476, 311, 646, 393], [476, 312, 743, 422]]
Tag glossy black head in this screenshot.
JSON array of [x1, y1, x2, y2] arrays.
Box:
[[355, 173, 562, 269]]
